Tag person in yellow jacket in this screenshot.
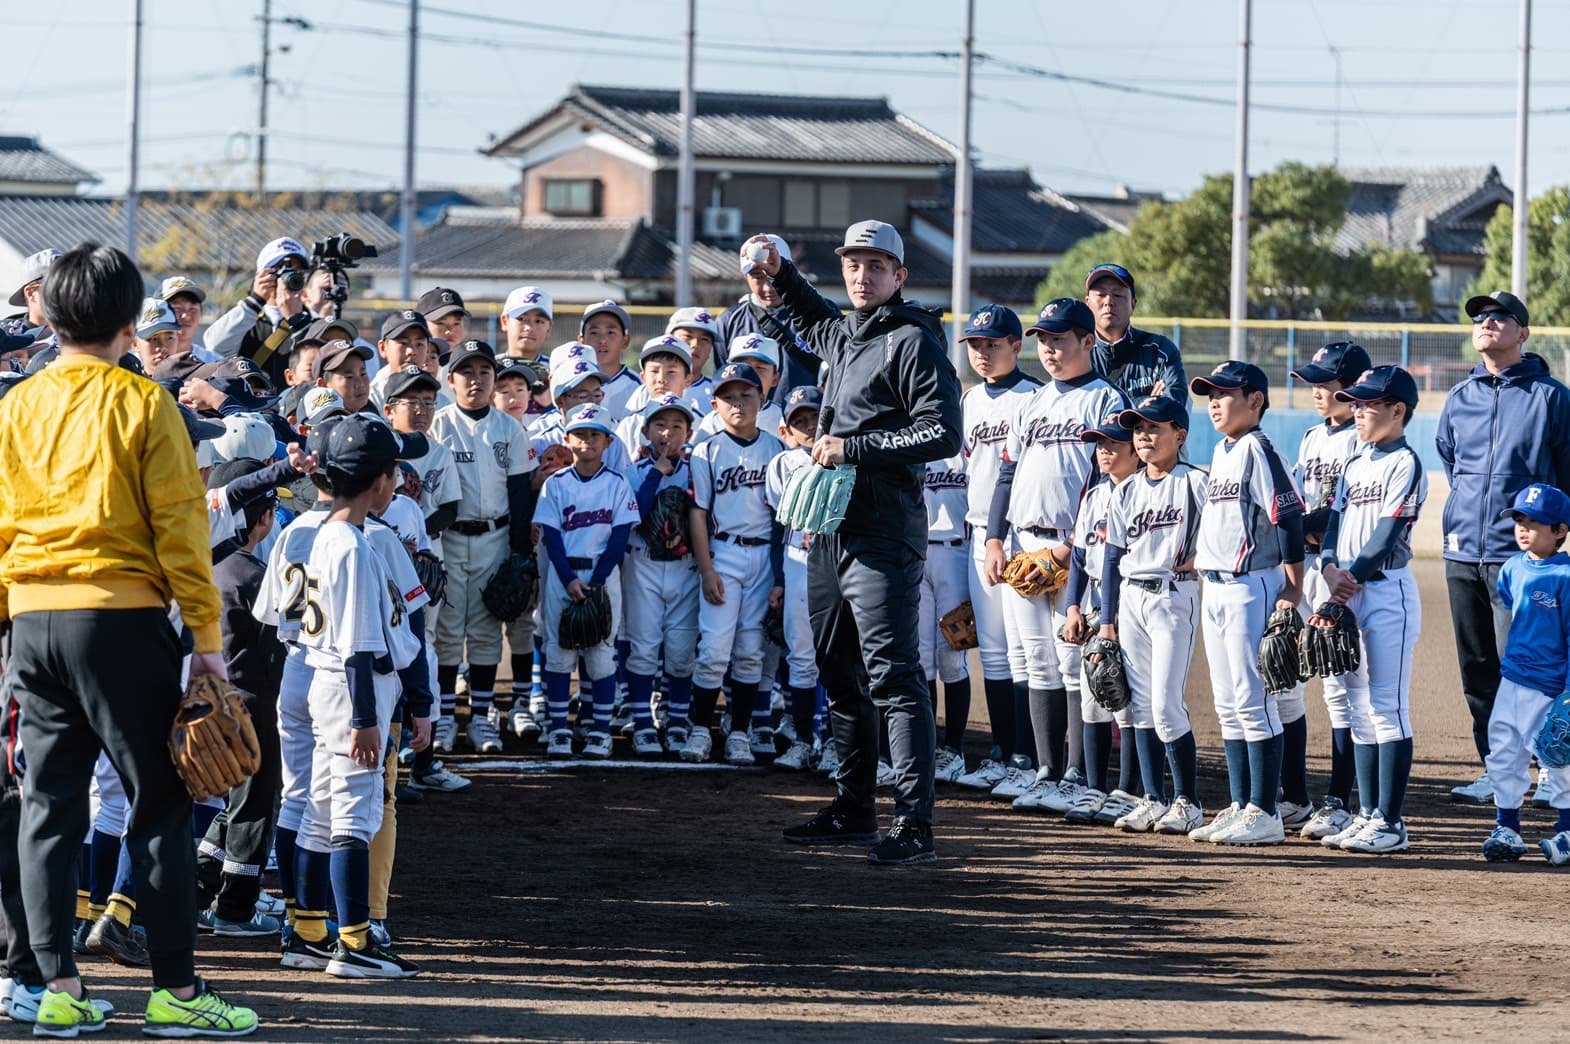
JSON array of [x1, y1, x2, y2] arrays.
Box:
[[0, 244, 259, 1039]]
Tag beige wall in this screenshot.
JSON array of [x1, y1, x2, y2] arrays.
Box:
[[522, 149, 651, 220]]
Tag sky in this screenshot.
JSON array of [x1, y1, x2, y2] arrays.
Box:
[[5, 0, 1567, 203]]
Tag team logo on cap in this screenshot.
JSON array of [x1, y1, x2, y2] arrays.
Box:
[[1528, 486, 1542, 504], [1357, 369, 1374, 384], [1041, 304, 1059, 318], [305, 388, 340, 410], [742, 335, 764, 351], [695, 312, 713, 324], [973, 310, 993, 326], [1313, 347, 1330, 362], [402, 310, 418, 320], [576, 405, 603, 421], [141, 303, 163, 324], [522, 291, 542, 304], [401, 365, 422, 375], [441, 291, 456, 304], [1212, 363, 1231, 376], [656, 393, 681, 407]]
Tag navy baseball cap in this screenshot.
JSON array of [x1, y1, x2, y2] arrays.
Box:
[[713, 362, 763, 394], [1027, 298, 1096, 336], [1465, 290, 1529, 326], [321, 414, 427, 483], [1191, 360, 1270, 399], [1291, 342, 1373, 386], [446, 339, 497, 372], [1334, 364, 1419, 410], [1119, 395, 1190, 431], [1085, 263, 1136, 297], [178, 404, 226, 445], [1501, 483, 1570, 527], [1080, 413, 1133, 444], [415, 286, 466, 321], [384, 364, 441, 400], [380, 310, 429, 341], [783, 384, 823, 421], [959, 305, 1023, 342]]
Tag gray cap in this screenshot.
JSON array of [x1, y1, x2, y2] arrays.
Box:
[[835, 220, 904, 265], [9, 249, 62, 307]]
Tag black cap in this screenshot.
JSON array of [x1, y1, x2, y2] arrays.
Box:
[[178, 404, 226, 445], [310, 339, 374, 380], [712, 361, 763, 393], [1191, 360, 1270, 401], [1026, 298, 1096, 336], [415, 287, 466, 321], [1334, 364, 1419, 410], [495, 355, 546, 392], [1085, 263, 1136, 297], [1080, 412, 1134, 444], [1465, 290, 1529, 326], [384, 364, 441, 400], [1119, 394, 1190, 431], [300, 316, 358, 347], [783, 384, 823, 420], [446, 339, 497, 372], [1291, 341, 1372, 386], [320, 414, 428, 484], [380, 310, 429, 341], [200, 355, 275, 393]]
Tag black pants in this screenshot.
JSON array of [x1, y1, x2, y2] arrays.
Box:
[[0, 681, 41, 987], [197, 690, 281, 922], [810, 530, 935, 824], [1445, 560, 1513, 763], [10, 608, 196, 986]]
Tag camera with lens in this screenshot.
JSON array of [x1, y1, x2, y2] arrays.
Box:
[[278, 267, 307, 293], [309, 233, 379, 318]]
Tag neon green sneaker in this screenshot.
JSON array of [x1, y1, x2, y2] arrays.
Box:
[[141, 978, 257, 1038], [32, 986, 107, 1037]]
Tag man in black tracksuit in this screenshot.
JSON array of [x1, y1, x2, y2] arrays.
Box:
[[758, 221, 963, 865]]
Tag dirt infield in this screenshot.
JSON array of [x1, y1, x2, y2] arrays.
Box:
[[71, 559, 1565, 1041]]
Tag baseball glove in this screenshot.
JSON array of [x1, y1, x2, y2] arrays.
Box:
[[1535, 691, 1570, 769], [1002, 549, 1068, 599], [1299, 602, 1362, 678], [167, 675, 262, 802], [482, 553, 537, 622], [540, 443, 574, 474], [1257, 607, 1305, 694], [938, 601, 978, 651], [1056, 610, 1101, 646], [640, 486, 692, 561], [763, 604, 786, 647], [1083, 636, 1131, 713], [559, 584, 613, 649], [775, 463, 857, 536], [411, 548, 447, 606]]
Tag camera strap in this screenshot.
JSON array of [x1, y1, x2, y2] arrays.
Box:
[[250, 322, 292, 369]]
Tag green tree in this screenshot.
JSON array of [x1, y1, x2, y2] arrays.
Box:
[[1468, 186, 1570, 327]]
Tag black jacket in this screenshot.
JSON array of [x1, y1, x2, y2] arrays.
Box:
[[214, 548, 284, 701], [714, 294, 824, 407], [771, 261, 963, 542]]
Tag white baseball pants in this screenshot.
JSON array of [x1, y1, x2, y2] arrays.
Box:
[[1201, 569, 1285, 742], [919, 540, 971, 685], [1120, 579, 1200, 742]]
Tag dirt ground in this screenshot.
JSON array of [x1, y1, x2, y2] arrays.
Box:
[[68, 558, 1567, 1041]]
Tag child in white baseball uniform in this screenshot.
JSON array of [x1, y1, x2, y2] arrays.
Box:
[[695, 335, 783, 445], [954, 306, 1039, 791], [1093, 396, 1207, 835], [501, 285, 553, 366], [1480, 483, 1570, 864], [534, 403, 640, 758], [579, 300, 639, 419], [614, 337, 704, 462], [766, 385, 824, 771], [1190, 360, 1306, 847], [1314, 366, 1426, 854], [683, 363, 786, 766], [624, 394, 701, 756], [985, 298, 1127, 809], [533, 360, 634, 479], [920, 450, 972, 781], [665, 307, 721, 403], [429, 340, 537, 755], [489, 356, 548, 741], [1288, 342, 1372, 839]]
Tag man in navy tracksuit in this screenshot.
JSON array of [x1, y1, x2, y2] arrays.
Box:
[[714, 235, 823, 407], [1084, 262, 1188, 408], [1436, 290, 1570, 804]]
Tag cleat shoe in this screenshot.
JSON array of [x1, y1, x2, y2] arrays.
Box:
[[723, 732, 755, 766], [485, 703, 502, 730], [30, 987, 107, 1037], [1093, 789, 1139, 825], [368, 921, 391, 948], [775, 741, 813, 771], [431, 716, 457, 754], [778, 716, 798, 744], [1277, 800, 1314, 829], [279, 933, 335, 971], [782, 798, 880, 846], [989, 765, 1035, 800], [1214, 804, 1285, 846], [1115, 797, 1168, 833], [1482, 825, 1528, 862], [72, 919, 91, 954], [1300, 797, 1353, 840], [409, 761, 471, 793], [663, 725, 689, 754], [85, 913, 149, 968], [933, 747, 965, 784], [1064, 787, 1108, 824], [212, 911, 281, 938], [816, 742, 841, 778], [1450, 771, 1493, 804], [632, 727, 663, 757], [1012, 773, 1067, 813], [1539, 830, 1570, 866], [142, 978, 257, 1038], [954, 757, 1007, 791], [510, 703, 543, 740], [750, 727, 776, 759], [1341, 815, 1409, 854], [1322, 812, 1372, 849], [393, 782, 422, 804], [530, 693, 547, 721], [325, 940, 420, 980], [680, 726, 713, 764], [1532, 768, 1559, 807], [1054, 768, 1088, 808], [875, 760, 896, 788], [581, 731, 613, 759], [1156, 797, 1204, 835], [546, 728, 575, 758], [866, 816, 936, 866], [1192, 802, 1242, 843], [254, 893, 285, 918], [466, 716, 503, 754]]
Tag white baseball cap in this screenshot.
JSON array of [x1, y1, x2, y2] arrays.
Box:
[[504, 285, 553, 320], [301, 387, 349, 426], [563, 403, 616, 437], [639, 335, 693, 371], [255, 237, 308, 271], [551, 359, 602, 398], [548, 341, 594, 371], [665, 307, 720, 339], [8, 248, 62, 307], [740, 234, 792, 275], [209, 415, 277, 464], [157, 276, 206, 303], [727, 333, 779, 369], [134, 298, 181, 340]]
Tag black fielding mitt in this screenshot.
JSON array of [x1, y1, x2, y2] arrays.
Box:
[[559, 585, 614, 649], [482, 553, 537, 623]]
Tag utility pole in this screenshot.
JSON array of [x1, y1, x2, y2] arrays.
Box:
[[256, 0, 271, 202], [950, 0, 975, 368], [1330, 45, 1342, 168], [399, 0, 419, 300], [125, 0, 143, 262], [1228, 0, 1252, 358], [674, 0, 696, 307], [1512, 0, 1531, 298]]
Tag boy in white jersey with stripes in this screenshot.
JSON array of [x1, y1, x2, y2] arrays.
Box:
[[920, 447, 971, 779], [579, 300, 640, 419]]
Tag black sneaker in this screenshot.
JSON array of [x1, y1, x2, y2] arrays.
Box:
[[280, 932, 335, 971], [866, 817, 936, 865], [325, 939, 420, 979], [781, 799, 880, 846], [85, 912, 150, 967], [394, 781, 423, 804], [71, 918, 92, 955]]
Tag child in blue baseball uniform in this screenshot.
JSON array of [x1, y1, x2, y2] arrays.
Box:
[[1480, 482, 1570, 864]]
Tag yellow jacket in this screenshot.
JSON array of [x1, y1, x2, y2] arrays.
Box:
[[0, 354, 221, 653]]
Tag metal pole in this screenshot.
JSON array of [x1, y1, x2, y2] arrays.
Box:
[[125, 0, 143, 262], [399, 0, 418, 301], [1228, 0, 1252, 358], [949, 0, 975, 367], [1511, 0, 1531, 299], [674, 0, 697, 307], [256, 0, 271, 202], [1330, 46, 1341, 168]]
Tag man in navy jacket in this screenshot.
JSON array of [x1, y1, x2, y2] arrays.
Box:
[[1436, 290, 1570, 803]]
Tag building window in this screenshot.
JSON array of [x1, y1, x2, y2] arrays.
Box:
[[783, 181, 815, 227], [819, 181, 850, 228], [543, 178, 601, 217]]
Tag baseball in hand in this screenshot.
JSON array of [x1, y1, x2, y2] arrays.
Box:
[[744, 240, 770, 265]]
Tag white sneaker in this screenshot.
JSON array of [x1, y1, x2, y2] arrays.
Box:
[[1214, 803, 1285, 846], [681, 726, 714, 763], [1093, 789, 1138, 825], [1115, 797, 1168, 833], [1156, 796, 1204, 835], [255, 892, 286, 918], [632, 727, 663, 756], [876, 760, 897, 788], [1539, 829, 1570, 865], [750, 727, 776, 759], [778, 716, 798, 744], [1053, 770, 1088, 812], [934, 747, 966, 784], [431, 716, 457, 753], [529, 693, 547, 721], [7, 982, 114, 1024], [582, 731, 613, 759], [990, 765, 1035, 799], [1191, 802, 1242, 843], [1064, 787, 1108, 824], [546, 728, 575, 757], [408, 760, 471, 793], [1300, 798, 1353, 840], [724, 731, 756, 766], [663, 725, 689, 754], [1482, 824, 1528, 862], [955, 758, 1008, 791], [1277, 799, 1314, 829], [1010, 772, 1059, 811], [1450, 771, 1493, 804], [775, 741, 813, 770], [467, 716, 503, 754], [510, 702, 543, 739], [1322, 812, 1372, 849], [817, 742, 841, 777], [485, 703, 503, 730], [1341, 815, 1409, 854]]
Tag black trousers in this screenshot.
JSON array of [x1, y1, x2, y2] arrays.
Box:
[[809, 530, 936, 824], [1445, 560, 1513, 763], [0, 681, 41, 987], [196, 690, 281, 922], [10, 608, 196, 986]]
